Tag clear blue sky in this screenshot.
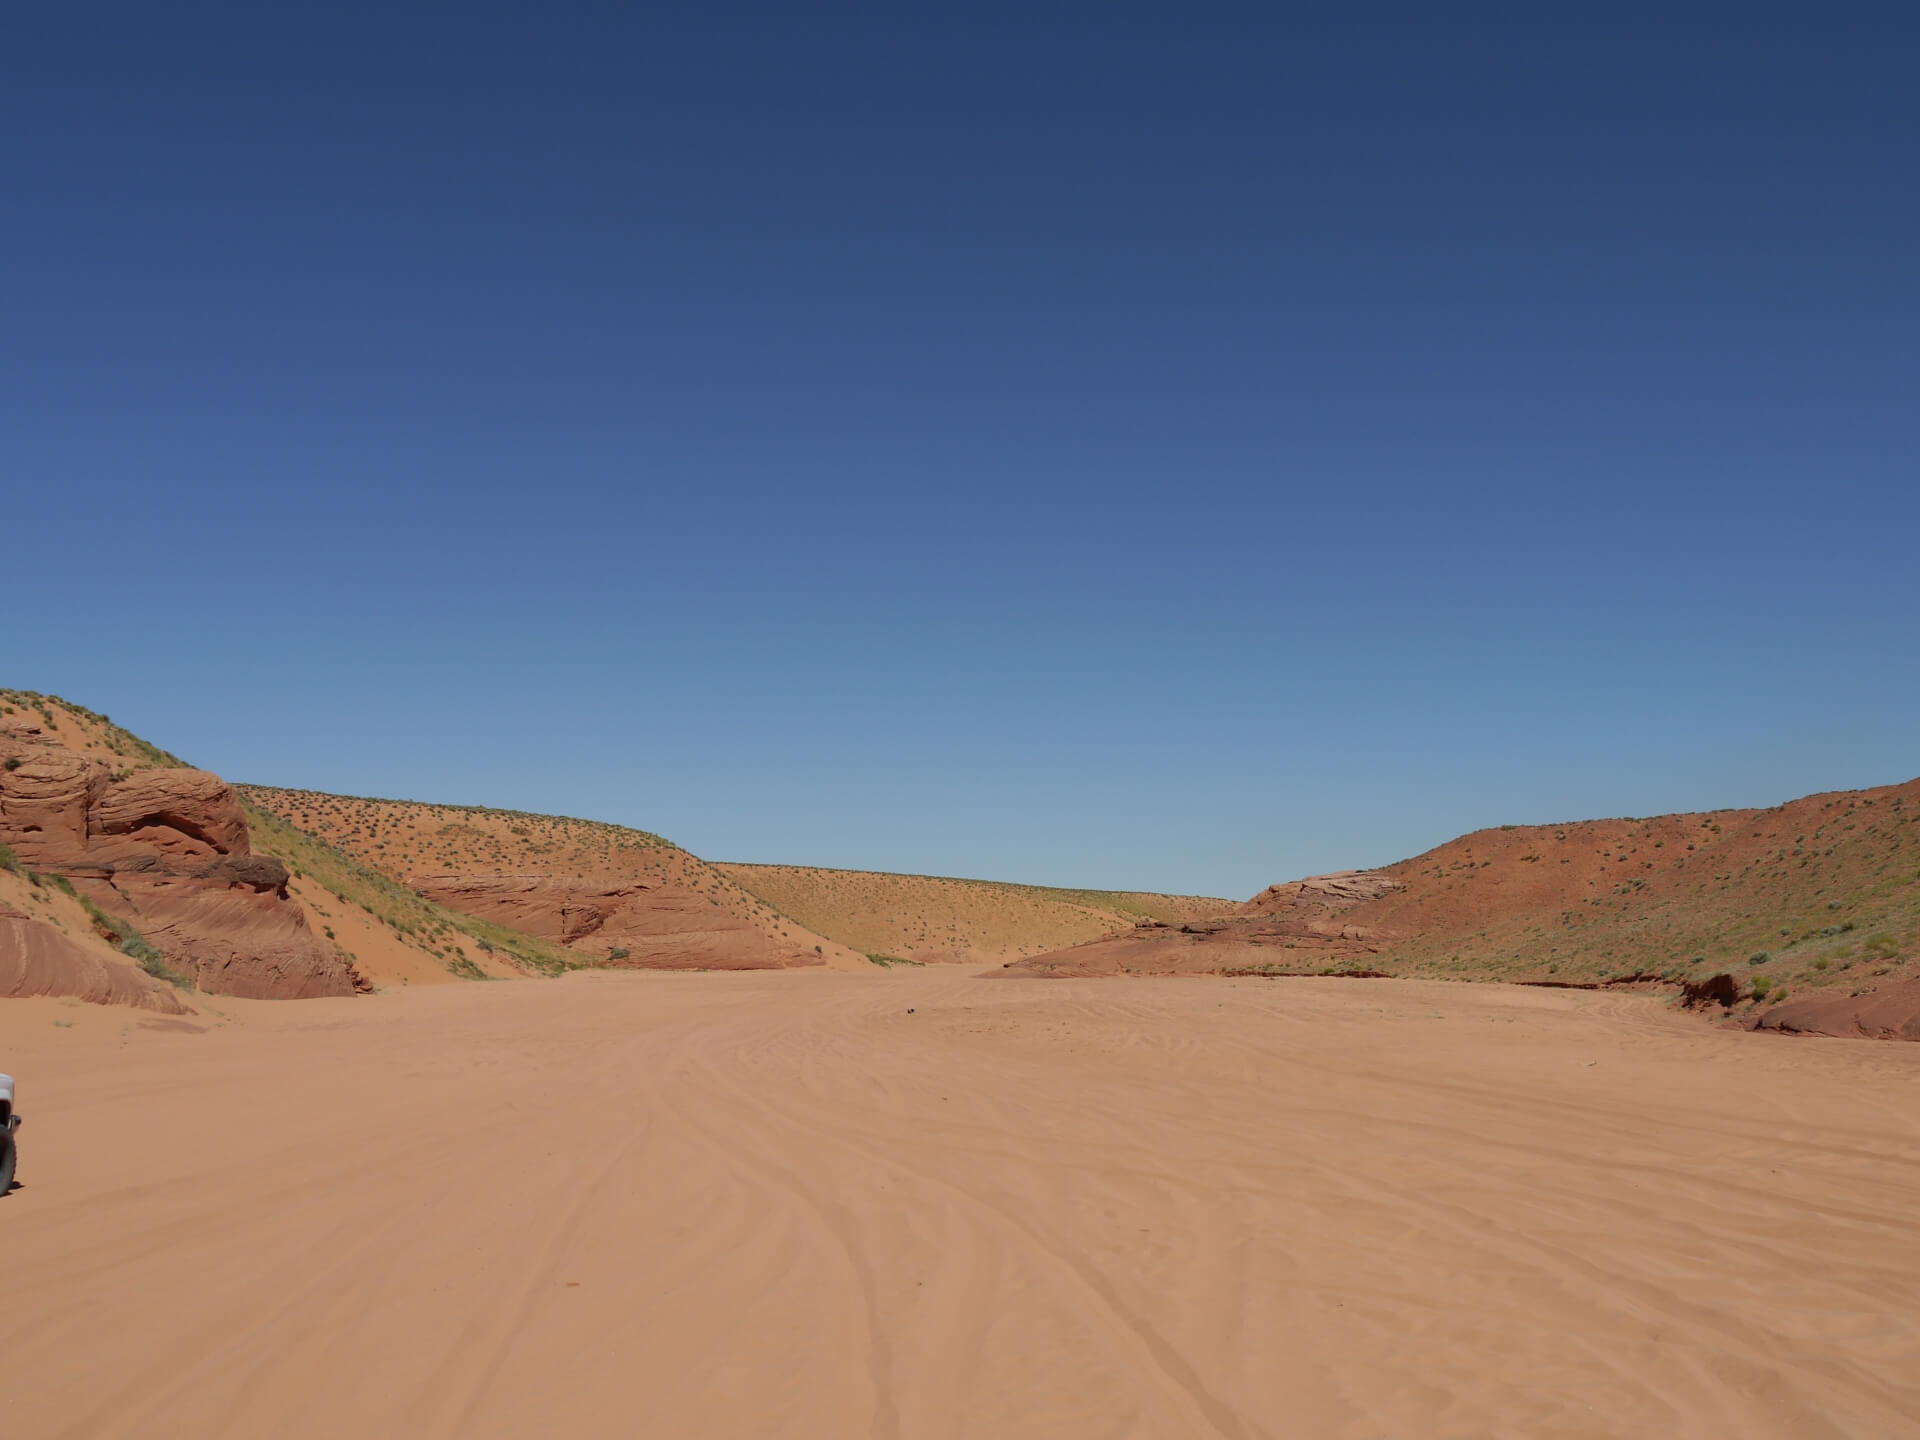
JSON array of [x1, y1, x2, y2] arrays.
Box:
[[4, 3, 1916, 897]]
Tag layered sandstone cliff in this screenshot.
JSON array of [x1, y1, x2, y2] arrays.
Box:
[[0, 717, 362, 1000]]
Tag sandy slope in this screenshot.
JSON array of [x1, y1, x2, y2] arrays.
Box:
[[715, 861, 1229, 964], [6, 974, 1919, 1438], [242, 788, 865, 971]]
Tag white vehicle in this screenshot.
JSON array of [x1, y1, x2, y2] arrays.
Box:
[[0, 1073, 17, 1195]]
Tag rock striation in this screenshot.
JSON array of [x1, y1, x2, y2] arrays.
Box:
[[1243, 870, 1404, 913], [0, 722, 362, 1000], [410, 872, 823, 970], [0, 902, 192, 1012]]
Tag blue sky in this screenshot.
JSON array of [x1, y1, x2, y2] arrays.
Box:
[[4, 3, 1916, 897]]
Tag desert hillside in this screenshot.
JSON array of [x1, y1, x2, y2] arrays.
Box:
[[10, 687, 1917, 1039], [1007, 777, 1920, 1036], [241, 788, 865, 971], [0, 692, 601, 1000], [0, 689, 188, 771], [714, 862, 1229, 964]]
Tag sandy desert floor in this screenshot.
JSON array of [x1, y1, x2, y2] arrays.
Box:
[[6, 972, 1920, 1438]]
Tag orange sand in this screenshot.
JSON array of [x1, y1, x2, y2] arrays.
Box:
[[5, 973, 1919, 1437]]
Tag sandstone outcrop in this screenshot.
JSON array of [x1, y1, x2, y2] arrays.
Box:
[[1243, 870, 1403, 913], [992, 909, 1390, 979], [0, 903, 191, 1012], [0, 724, 362, 1000], [410, 872, 823, 970], [1751, 977, 1920, 1042], [243, 788, 850, 972], [997, 870, 1408, 978], [409, 874, 635, 945]]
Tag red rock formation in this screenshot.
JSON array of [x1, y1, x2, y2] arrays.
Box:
[[89, 768, 251, 861], [990, 912, 1386, 979], [0, 726, 361, 1000], [410, 872, 822, 970], [0, 904, 191, 1012], [1243, 870, 1404, 913], [1752, 978, 1920, 1041], [409, 874, 634, 945]]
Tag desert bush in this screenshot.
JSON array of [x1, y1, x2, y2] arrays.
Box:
[[73, 894, 192, 989]]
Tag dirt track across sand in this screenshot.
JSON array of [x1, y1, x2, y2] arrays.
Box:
[[6, 973, 1920, 1437]]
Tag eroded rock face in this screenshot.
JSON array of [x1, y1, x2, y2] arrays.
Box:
[[999, 868, 1416, 979], [0, 732, 361, 1000], [410, 874, 634, 945], [1243, 871, 1405, 913], [90, 768, 250, 861], [0, 904, 191, 1013], [410, 872, 822, 970]]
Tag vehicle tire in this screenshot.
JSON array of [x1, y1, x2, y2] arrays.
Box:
[[0, 1129, 15, 1195]]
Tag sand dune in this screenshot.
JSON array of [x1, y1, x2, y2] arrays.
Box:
[[5, 973, 1920, 1437]]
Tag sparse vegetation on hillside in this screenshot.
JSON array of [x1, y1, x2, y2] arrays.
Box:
[[1306, 783, 1920, 1005], [241, 798, 581, 978], [717, 861, 1229, 961], [0, 689, 188, 769], [16, 690, 1910, 1015], [240, 786, 669, 876], [241, 786, 831, 961], [10, 863, 194, 989]]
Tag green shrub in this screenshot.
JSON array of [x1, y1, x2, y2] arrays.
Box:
[[72, 895, 193, 990]]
